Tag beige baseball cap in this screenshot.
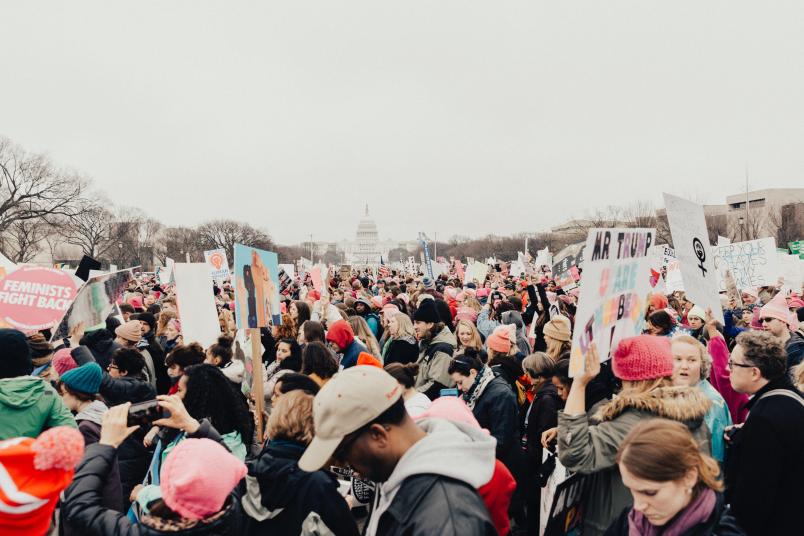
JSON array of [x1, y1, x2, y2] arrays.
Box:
[[298, 365, 403, 472]]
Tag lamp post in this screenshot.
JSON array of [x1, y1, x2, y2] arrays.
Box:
[[738, 216, 745, 241]]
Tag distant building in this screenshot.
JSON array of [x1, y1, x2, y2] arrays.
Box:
[[725, 188, 804, 242]]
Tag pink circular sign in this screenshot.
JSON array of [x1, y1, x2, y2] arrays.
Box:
[[0, 266, 78, 331]]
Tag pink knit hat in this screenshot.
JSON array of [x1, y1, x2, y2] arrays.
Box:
[[115, 320, 142, 343], [760, 293, 793, 327], [476, 288, 490, 299], [160, 438, 247, 520], [52, 348, 78, 376], [455, 306, 478, 323], [487, 325, 514, 354], [612, 335, 674, 381], [416, 396, 482, 430], [382, 304, 400, 318], [788, 297, 804, 310]]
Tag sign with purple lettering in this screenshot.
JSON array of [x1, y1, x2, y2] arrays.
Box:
[[569, 228, 655, 377]]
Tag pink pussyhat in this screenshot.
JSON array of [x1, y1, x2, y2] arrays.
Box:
[[416, 396, 484, 431], [760, 293, 793, 328], [160, 438, 247, 520]]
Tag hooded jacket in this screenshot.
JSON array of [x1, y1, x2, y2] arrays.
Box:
[[558, 385, 711, 536], [500, 310, 531, 356], [326, 322, 366, 369], [784, 330, 804, 369], [383, 335, 419, 366], [0, 376, 76, 439], [414, 326, 456, 399], [80, 328, 121, 371], [241, 439, 359, 536], [220, 359, 245, 385], [366, 418, 497, 536]]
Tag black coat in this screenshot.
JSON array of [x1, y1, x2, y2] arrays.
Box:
[[525, 382, 562, 469], [604, 492, 745, 536], [472, 375, 519, 468], [724, 376, 804, 535], [63, 420, 242, 536], [80, 329, 121, 371], [241, 440, 359, 536], [143, 332, 169, 395], [383, 338, 419, 365], [374, 474, 497, 536]]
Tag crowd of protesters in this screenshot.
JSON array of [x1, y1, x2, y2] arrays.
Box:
[[1, 260, 803, 535]]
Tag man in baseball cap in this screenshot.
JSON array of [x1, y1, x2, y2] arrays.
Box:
[[299, 366, 496, 535]]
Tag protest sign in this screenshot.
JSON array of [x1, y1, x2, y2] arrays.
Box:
[[233, 244, 282, 329], [663, 193, 723, 324], [0, 266, 78, 331], [454, 259, 465, 282], [278, 268, 293, 296], [0, 250, 16, 281], [569, 228, 655, 377], [51, 269, 133, 340], [173, 263, 220, 348], [535, 247, 552, 269], [779, 253, 803, 292], [418, 233, 434, 280], [339, 264, 351, 282], [310, 265, 324, 293], [789, 240, 804, 259], [204, 248, 231, 281], [713, 238, 780, 292], [75, 255, 102, 282], [544, 473, 586, 536], [278, 263, 295, 278], [717, 236, 731, 246], [464, 261, 489, 285]]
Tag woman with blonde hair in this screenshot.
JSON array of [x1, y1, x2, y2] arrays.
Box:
[[455, 319, 483, 355], [605, 419, 742, 535], [544, 314, 572, 362], [347, 315, 382, 358], [218, 307, 237, 338], [243, 391, 359, 535], [381, 312, 419, 365]]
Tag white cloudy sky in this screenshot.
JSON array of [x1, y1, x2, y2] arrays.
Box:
[[2, 1, 803, 244]]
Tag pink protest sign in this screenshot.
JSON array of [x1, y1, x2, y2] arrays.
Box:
[[0, 266, 78, 331]]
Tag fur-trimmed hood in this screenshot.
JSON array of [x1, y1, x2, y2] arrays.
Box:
[[594, 385, 711, 426]]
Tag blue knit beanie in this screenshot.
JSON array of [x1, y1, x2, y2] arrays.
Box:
[[60, 362, 103, 395]]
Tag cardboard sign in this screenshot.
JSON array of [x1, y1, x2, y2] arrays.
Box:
[[0, 267, 78, 331], [569, 228, 655, 377], [233, 244, 281, 329], [663, 193, 723, 324], [173, 263, 221, 348], [51, 269, 134, 340], [204, 248, 231, 281], [544, 473, 586, 536], [714, 238, 780, 292], [278, 264, 295, 278]]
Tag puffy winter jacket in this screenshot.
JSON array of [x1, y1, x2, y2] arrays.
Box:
[[63, 420, 243, 536], [558, 386, 712, 536], [241, 439, 359, 536], [414, 326, 456, 399], [0, 376, 76, 439]]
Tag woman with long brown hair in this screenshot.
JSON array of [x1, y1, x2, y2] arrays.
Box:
[[605, 419, 743, 535]]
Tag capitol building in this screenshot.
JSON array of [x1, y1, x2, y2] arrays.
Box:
[[307, 205, 418, 266]]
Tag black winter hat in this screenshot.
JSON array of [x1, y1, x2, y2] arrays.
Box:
[[133, 312, 157, 333], [0, 329, 33, 378], [413, 298, 440, 323]]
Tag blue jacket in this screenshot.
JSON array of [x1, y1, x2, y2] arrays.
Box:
[[340, 339, 367, 369], [699, 380, 732, 463]]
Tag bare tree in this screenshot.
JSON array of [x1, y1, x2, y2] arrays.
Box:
[[60, 199, 115, 259], [1, 219, 50, 263], [197, 219, 275, 261], [767, 202, 803, 247], [0, 137, 85, 235]]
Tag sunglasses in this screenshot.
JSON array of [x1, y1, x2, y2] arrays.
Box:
[[760, 317, 779, 324]]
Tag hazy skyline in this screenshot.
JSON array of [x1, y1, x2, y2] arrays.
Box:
[[3, 2, 804, 244]]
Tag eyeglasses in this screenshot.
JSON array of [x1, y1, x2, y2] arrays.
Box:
[[727, 360, 754, 370]]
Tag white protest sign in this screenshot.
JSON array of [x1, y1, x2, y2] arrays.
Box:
[[665, 260, 685, 293], [779, 253, 803, 293], [173, 263, 220, 348], [535, 247, 552, 269], [663, 193, 723, 323], [204, 249, 231, 281], [278, 264, 295, 278], [717, 236, 731, 246], [713, 238, 779, 292], [569, 228, 655, 377]]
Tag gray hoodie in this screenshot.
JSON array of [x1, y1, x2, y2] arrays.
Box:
[[75, 400, 108, 425], [365, 418, 496, 536], [500, 310, 531, 356]]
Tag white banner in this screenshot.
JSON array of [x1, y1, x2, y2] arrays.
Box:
[[173, 263, 221, 348], [713, 238, 779, 292], [663, 193, 723, 323]]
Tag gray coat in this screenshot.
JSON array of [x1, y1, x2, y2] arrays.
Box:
[[558, 385, 712, 536]]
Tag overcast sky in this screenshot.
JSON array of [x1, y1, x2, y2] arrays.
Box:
[[3, 2, 804, 245]]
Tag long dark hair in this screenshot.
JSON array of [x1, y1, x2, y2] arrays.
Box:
[[293, 301, 311, 326], [182, 364, 252, 442], [277, 338, 302, 372]]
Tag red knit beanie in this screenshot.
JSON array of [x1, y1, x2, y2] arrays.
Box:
[[612, 335, 674, 381]]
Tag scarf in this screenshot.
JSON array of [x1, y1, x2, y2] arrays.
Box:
[[628, 487, 717, 536], [463, 365, 496, 410]]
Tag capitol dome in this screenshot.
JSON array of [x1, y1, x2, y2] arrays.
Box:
[[354, 204, 380, 265]]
